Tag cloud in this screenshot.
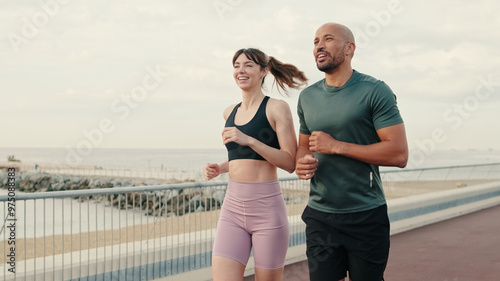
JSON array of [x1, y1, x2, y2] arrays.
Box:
[[1, 0, 499, 149]]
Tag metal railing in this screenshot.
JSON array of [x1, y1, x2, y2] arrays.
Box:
[[1, 163, 499, 281], [0, 178, 308, 281]]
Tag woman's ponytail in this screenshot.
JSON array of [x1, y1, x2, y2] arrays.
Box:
[[267, 56, 308, 95]]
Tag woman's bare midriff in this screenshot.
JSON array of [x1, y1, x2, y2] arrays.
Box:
[[228, 159, 278, 182]]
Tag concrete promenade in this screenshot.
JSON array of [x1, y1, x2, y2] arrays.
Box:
[[244, 204, 500, 281]]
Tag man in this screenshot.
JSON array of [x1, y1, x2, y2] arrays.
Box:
[[296, 22, 408, 281]]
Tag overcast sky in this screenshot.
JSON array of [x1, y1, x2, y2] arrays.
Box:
[[2, 0, 500, 153]]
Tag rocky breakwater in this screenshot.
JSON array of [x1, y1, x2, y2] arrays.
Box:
[[0, 170, 226, 216]]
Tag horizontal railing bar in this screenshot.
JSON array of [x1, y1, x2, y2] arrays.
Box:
[[2, 163, 499, 201], [0, 181, 225, 201], [0, 176, 303, 201], [381, 162, 500, 173]]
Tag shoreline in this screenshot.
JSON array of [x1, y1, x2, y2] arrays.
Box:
[[0, 160, 211, 184]]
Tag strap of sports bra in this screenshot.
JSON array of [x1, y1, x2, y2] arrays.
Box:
[[228, 96, 269, 125]]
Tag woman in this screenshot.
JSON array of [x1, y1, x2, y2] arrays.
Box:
[[203, 48, 307, 281]]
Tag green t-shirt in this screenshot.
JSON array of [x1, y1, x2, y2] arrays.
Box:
[[298, 70, 403, 213]]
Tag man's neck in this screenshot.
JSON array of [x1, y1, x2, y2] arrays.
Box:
[[324, 66, 354, 87]]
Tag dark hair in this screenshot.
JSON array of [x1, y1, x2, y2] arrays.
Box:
[[232, 48, 307, 95]]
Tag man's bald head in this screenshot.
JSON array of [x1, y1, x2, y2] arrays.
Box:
[[317, 23, 355, 44]]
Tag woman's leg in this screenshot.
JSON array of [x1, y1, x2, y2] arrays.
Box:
[[212, 256, 246, 281], [254, 267, 284, 281], [251, 194, 289, 281], [212, 194, 252, 281]]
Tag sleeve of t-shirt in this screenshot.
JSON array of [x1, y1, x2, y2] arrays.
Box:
[[371, 81, 404, 130], [297, 94, 311, 135]]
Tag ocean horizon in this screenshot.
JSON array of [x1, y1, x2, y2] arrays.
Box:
[[1, 147, 500, 173]]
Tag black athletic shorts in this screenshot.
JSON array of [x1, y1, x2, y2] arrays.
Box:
[[301, 204, 390, 281]]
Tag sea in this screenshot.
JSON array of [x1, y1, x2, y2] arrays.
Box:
[[1, 147, 500, 174]]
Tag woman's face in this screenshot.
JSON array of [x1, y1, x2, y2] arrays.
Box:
[[233, 54, 267, 91]]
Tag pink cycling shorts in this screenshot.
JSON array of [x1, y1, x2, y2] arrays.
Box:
[[212, 179, 289, 269]]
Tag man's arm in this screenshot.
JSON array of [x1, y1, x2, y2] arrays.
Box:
[[309, 123, 408, 168], [296, 133, 318, 180]]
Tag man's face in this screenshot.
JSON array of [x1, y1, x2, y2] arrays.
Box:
[[313, 25, 347, 73]]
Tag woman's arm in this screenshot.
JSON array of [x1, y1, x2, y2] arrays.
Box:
[[222, 99, 297, 173], [203, 105, 237, 180], [203, 160, 229, 180]]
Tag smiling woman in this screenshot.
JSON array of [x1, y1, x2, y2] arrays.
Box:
[[203, 48, 307, 281]]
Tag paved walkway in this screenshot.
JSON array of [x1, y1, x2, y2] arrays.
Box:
[[244, 204, 500, 281]]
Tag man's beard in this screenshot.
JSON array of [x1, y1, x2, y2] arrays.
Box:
[[316, 48, 346, 73]]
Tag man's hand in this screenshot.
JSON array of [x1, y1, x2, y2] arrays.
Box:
[[296, 154, 318, 180], [309, 131, 340, 154]]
